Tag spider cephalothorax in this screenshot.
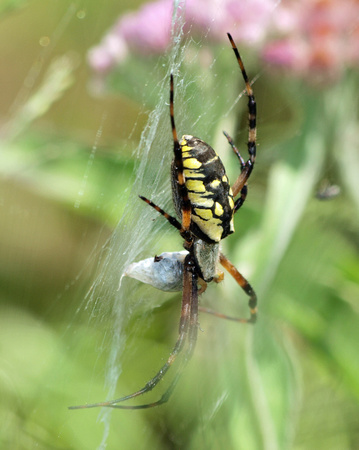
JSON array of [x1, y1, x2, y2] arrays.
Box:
[[70, 33, 257, 411]]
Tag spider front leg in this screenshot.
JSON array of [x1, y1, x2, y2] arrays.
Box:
[[227, 33, 257, 198], [138, 196, 192, 243], [69, 254, 199, 410]]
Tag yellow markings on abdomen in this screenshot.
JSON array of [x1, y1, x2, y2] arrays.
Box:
[[177, 135, 235, 243], [186, 179, 206, 193], [192, 215, 223, 242], [214, 202, 224, 216], [183, 158, 202, 169], [228, 195, 235, 210], [181, 144, 192, 153], [203, 156, 219, 165], [183, 168, 206, 179], [194, 208, 213, 220], [188, 192, 214, 207], [209, 179, 221, 189]]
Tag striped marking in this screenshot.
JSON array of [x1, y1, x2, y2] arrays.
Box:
[[202, 156, 219, 166], [186, 179, 206, 193], [192, 215, 223, 242], [183, 158, 202, 169], [194, 208, 212, 220], [228, 195, 235, 210], [188, 193, 214, 207], [183, 168, 206, 179], [178, 135, 235, 242], [181, 145, 192, 153]]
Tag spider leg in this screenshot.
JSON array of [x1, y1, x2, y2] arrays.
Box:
[[227, 33, 256, 198], [222, 131, 248, 213], [234, 184, 248, 213], [170, 74, 192, 234], [219, 253, 257, 323], [134, 259, 198, 409], [223, 130, 245, 169], [199, 306, 248, 322], [198, 278, 207, 295], [68, 254, 199, 410], [139, 195, 193, 243], [199, 253, 257, 324], [139, 195, 182, 231]]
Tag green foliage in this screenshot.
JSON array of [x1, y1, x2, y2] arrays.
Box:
[[0, 0, 28, 17]]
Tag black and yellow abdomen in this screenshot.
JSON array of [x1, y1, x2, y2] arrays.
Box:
[[171, 135, 235, 244]]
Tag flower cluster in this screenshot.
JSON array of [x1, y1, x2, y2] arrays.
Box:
[[88, 0, 276, 73], [88, 1, 172, 73], [262, 0, 359, 80], [88, 0, 359, 80]]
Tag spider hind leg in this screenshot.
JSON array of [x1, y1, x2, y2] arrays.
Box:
[[199, 253, 257, 324]]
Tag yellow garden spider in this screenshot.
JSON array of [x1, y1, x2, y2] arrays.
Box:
[[70, 33, 257, 411]]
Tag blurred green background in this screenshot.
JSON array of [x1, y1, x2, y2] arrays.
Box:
[[1, 1, 359, 449]]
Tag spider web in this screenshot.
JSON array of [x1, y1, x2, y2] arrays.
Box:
[[77, 3, 257, 446], [0, 1, 271, 448], [84, 4, 190, 443]]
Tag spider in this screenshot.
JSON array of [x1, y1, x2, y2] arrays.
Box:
[[69, 33, 257, 411]]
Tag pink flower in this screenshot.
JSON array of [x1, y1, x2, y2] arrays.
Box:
[[118, 0, 173, 54], [88, 34, 128, 73], [262, 0, 359, 80], [88, 0, 172, 73], [221, 0, 276, 44], [88, 0, 276, 72]]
